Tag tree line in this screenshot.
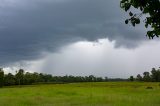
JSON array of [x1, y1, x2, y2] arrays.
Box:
[[1, 67, 159, 87], [130, 68, 160, 82], [0, 68, 108, 87]]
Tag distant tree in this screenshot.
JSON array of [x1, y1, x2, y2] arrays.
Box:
[[129, 76, 134, 81], [96, 77, 103, 82], [104, 77, 108, 82], [15, 69, 25, 85], [88, 75, 96, 82], [136, 74, 143, 81], [157, 69, 160, 82], [120, 0, 160, 38], [151, 68, 158, 82], [150, 68, 160, 82], [143, 71, 151, 82], [24, 72, 34, 84], [136, 68, 160, 82], [4, 73, 15, 86], [32, 72, 40, 83], [0, 68, 108, 86], [38, 73, 45, 82], [0, 68, 4, 87], [44, 74, 52, 82]]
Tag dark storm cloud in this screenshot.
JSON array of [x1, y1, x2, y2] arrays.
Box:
[[0, 0, 146, 65]]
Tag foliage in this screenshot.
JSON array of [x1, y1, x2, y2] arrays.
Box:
[[136, 67, 160, 82], [4, 73, 15, 86], [151, 68, 160, 82], [0, 68, 4, 87], [136, 74, 143, 81], [129, 76, 134, 81], [0, 69, 109, 87], [15, 69, 25, 85], [2, 67, 160, 87], [143, 72, 151, 82], [120, 0, 160, 39]]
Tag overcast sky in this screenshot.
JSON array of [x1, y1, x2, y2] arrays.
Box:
[[1, 0, 160, 78]]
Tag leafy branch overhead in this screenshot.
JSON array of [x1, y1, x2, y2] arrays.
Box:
[[120, 0, 160, 39]]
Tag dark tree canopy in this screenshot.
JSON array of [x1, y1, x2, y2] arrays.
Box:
[[120, 0, 160, 39], [135, 68, 160, 82], [129, 76, 134, 81], [0, 68, 110, 87], [0, 68, 4, 87]]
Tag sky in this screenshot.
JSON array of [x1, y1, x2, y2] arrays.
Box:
[[1, 0, 160, 78]]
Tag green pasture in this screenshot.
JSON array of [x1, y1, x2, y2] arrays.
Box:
[[0, 82, 160, 106]]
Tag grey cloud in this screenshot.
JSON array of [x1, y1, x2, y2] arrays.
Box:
[[26, 40, 160, 78], [0, 0, 147, 65]]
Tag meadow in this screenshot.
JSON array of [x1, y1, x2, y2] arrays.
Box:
[[0, 82, 160, 106]]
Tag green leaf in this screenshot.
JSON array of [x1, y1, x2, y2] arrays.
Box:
[[125, 19, 129, 24], [129, 12, 133, 16]]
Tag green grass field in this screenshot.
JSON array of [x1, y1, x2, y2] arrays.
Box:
[[0, 82, 160, 106]]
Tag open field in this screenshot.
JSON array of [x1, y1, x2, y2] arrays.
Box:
[[0, 82, 160, 106]]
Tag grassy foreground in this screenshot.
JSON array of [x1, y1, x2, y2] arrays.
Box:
[[0, 82, 160, 106]]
